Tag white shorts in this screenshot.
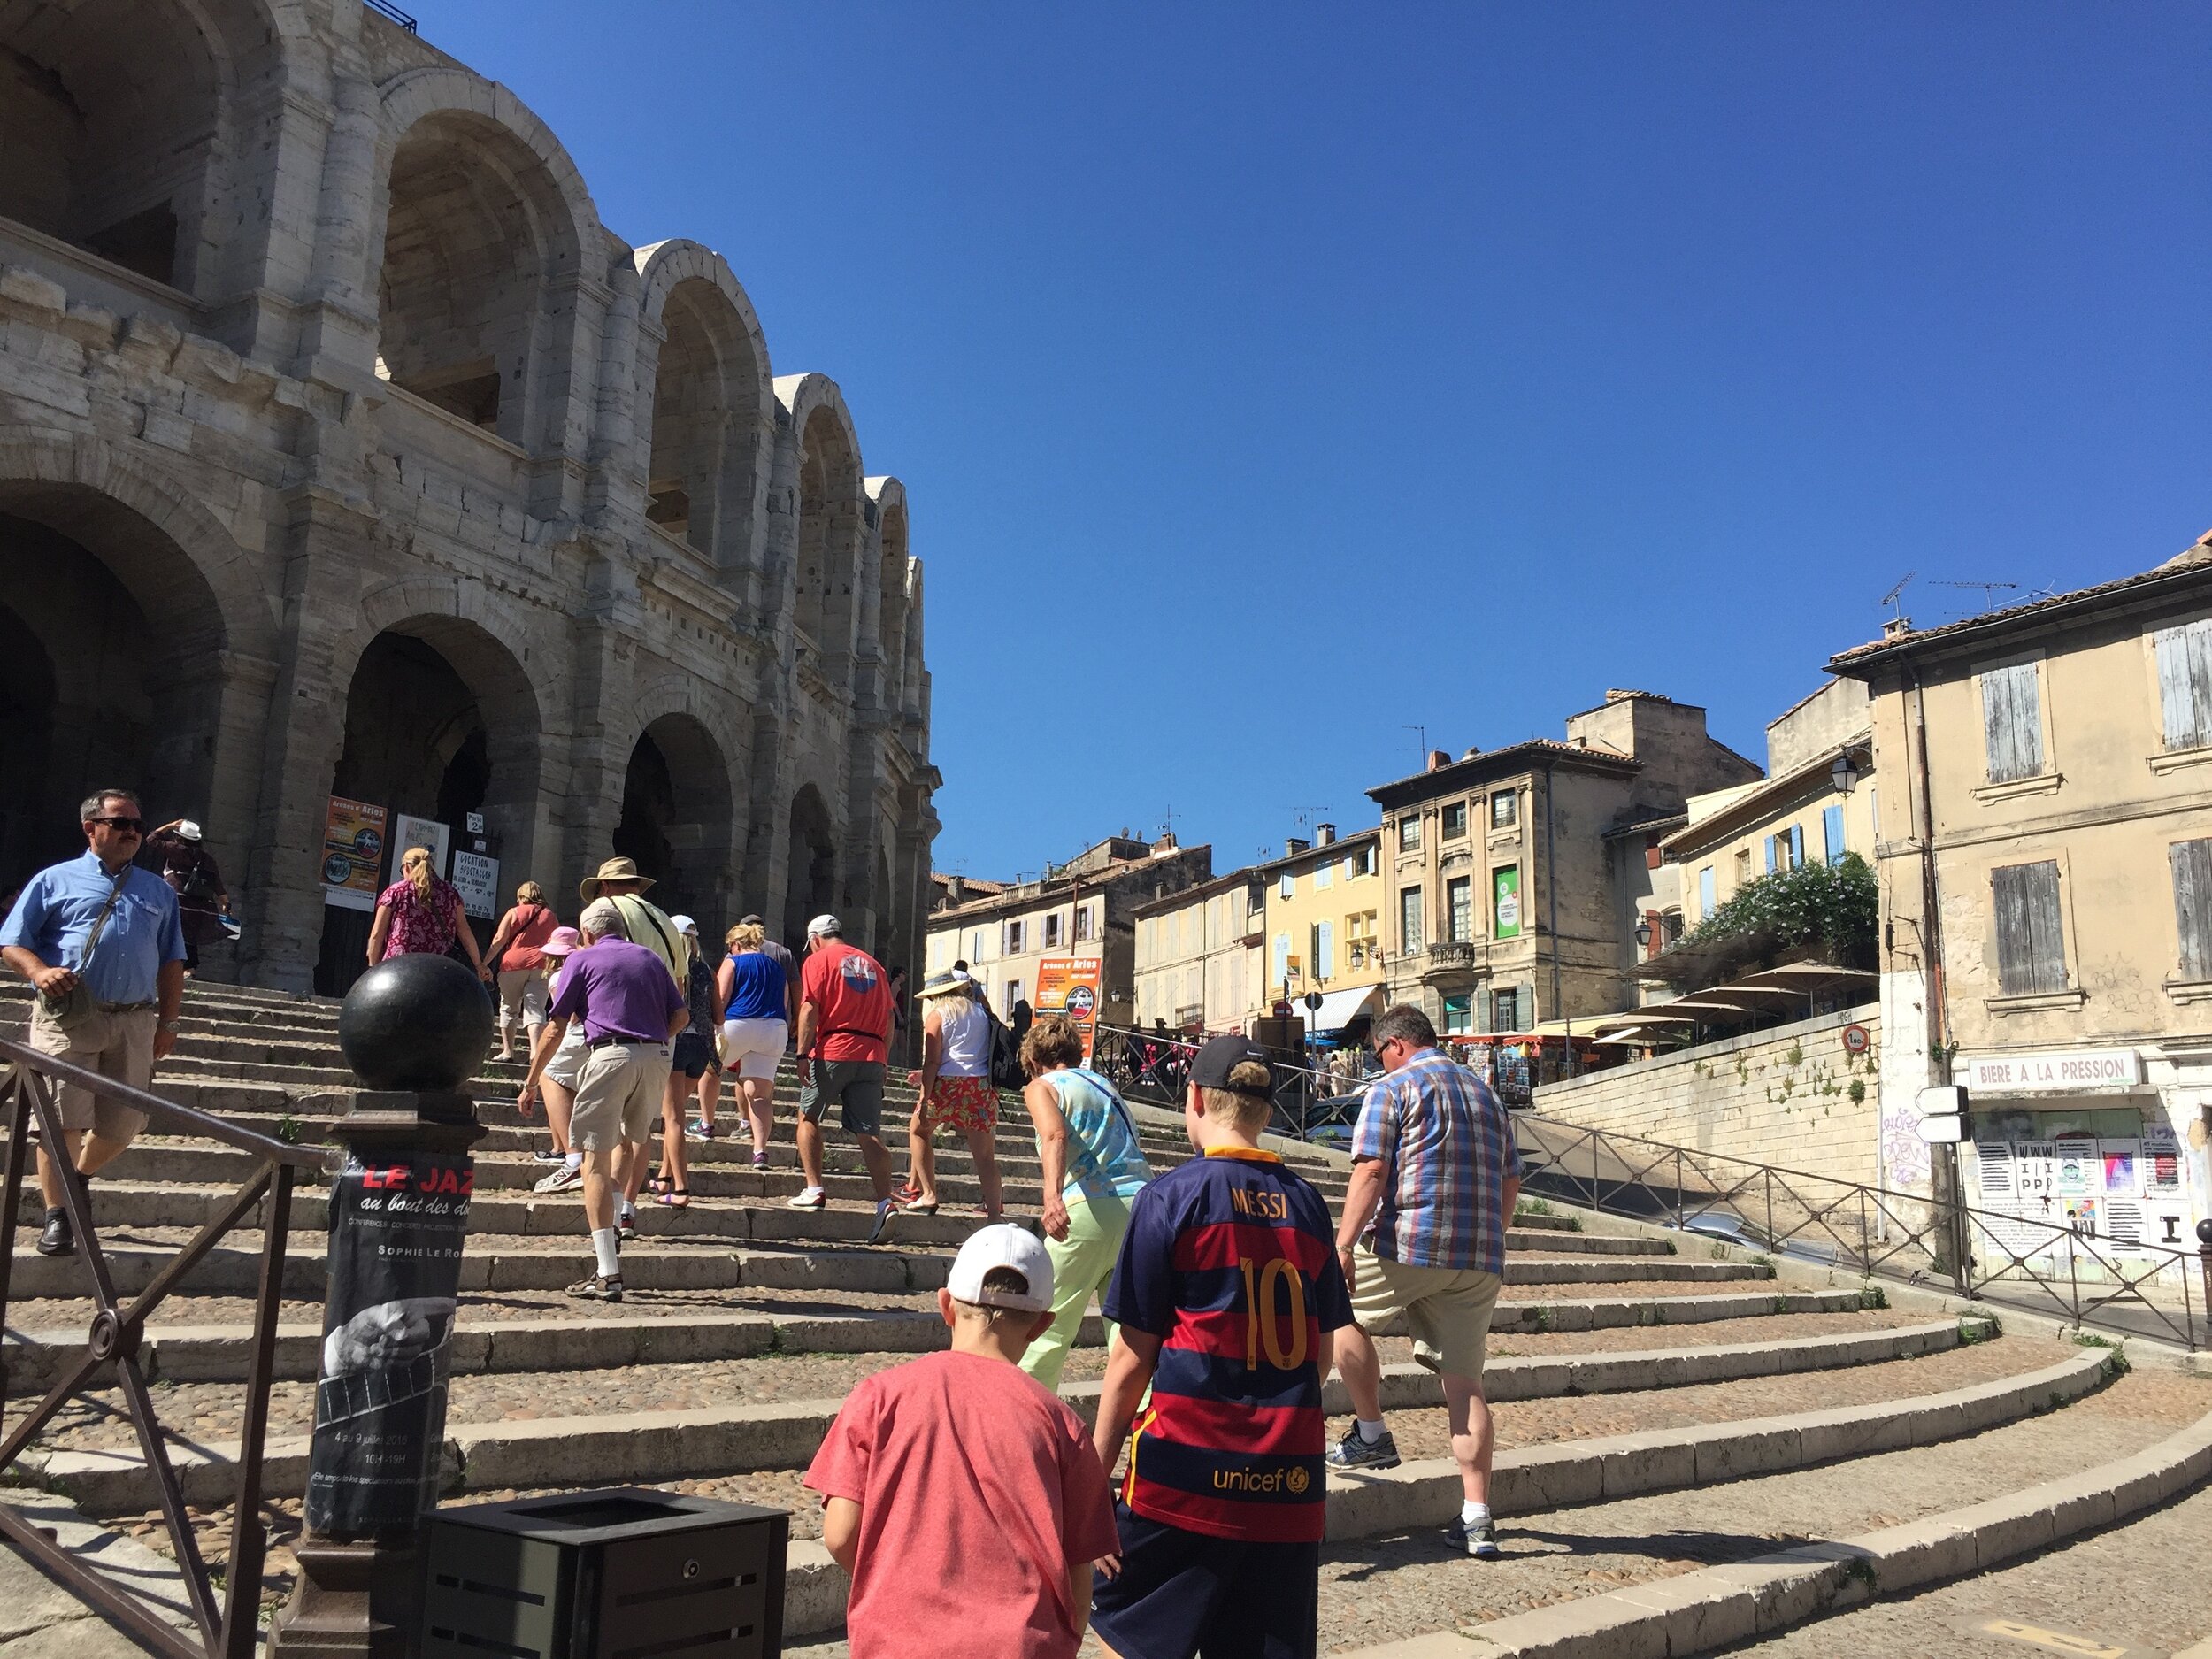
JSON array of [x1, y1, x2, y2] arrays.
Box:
[[542, 1024, 588, 1090], [720, 1016, 788, 1082]]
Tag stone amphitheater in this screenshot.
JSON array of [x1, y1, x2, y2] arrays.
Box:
[[5, 978, 2208, 1657], [0, 0, 935, 992]]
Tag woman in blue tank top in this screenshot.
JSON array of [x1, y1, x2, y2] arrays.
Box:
[[1016, 1014, 1152, 1388]]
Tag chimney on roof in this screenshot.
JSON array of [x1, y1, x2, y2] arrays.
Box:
[[1286, 837, 1310, 857], [1426, 749, 1451, 772], [948, 875, 965, 903], [1152, 830, 1178, 852], [1462, 746, 1480, 760], [1316, 823, 1337, 846], [1882, 615, 1912, 640]]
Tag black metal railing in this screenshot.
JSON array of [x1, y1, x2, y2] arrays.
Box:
[[1090, 1024, 1369, 1141], [1513, 1112, 2208, 1352], [365, 0, 419, 31], [0, 1037, 324, 1659]]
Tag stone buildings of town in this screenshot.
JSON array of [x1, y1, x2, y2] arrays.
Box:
[[0, 0, 937, 991]]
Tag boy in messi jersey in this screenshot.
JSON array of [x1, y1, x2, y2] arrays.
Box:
[[1090, 1035, 1352, 1659]]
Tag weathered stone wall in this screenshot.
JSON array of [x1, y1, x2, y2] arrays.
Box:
[[1532, 1005, 1884, 1187], [0, 0, 939, 990]]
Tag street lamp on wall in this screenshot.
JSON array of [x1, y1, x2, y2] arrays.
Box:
[[1830, 749, 1863, 796], [1633, 916, 1653, 951]]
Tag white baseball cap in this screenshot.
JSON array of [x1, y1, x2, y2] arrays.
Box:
[[669, 914, 699, 935], [806, 913, 842, 939], [945, 1224, 1054, 1314]]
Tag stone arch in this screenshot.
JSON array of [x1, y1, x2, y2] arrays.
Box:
[[614, 677, 741, 940], [0, 459, 242, 884], [632, 241, 772, 577], [867, 477, 910, 713], [782, 782, 838, 954], [372, 68, 602, 450], [775, 373, 864, 685], [317, 601, 543, 993], [0, 0, 287, 298]]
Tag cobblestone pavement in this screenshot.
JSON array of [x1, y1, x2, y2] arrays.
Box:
[[1713, 1468, 2212, 1656], [24, 1311, 1927, 1453], [781, 1368, 2208, 1657]]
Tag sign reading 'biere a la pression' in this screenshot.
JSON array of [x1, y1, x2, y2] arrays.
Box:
[[1962, 1048, 2142, 1095]]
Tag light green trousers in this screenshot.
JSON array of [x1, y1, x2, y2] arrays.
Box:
[[1018, 1190, 1133, 1391]]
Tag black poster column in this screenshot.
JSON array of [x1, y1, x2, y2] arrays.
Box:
[[268, 955, 493, 1659]]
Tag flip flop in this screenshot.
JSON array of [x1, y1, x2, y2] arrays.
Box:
[[902, 1199, 939, 1215], [644, 1172, 673, 1194], [657, 1188, 691, 1208]]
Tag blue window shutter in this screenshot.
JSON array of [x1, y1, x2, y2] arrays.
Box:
[[1764, 836, 1778, 874], [1824, 805, 1845, 866]]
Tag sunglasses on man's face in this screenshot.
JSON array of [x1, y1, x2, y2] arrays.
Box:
[[92, 818, 144, 833]]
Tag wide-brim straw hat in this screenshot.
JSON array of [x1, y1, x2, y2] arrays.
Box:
[[915, 969, 973, 1000], [579, 856, 655, 902]]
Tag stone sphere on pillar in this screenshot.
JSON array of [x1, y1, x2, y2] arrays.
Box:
[[338, 954, 495, 1091]]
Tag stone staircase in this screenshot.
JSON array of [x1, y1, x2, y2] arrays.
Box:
[[0, 978, 2206, 1656]]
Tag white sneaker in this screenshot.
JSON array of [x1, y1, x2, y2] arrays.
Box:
[[787, 1187, 826, 1211], [534, 1164, 583, 1194]]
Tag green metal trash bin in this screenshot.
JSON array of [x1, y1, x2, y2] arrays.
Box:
[[422, 1489, 788, 1659]]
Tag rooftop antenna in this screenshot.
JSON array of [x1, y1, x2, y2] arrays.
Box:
[[1930, 579, 2019, 613], [1402, 725, 1426, 765], [1879, 572, 1916, 626]]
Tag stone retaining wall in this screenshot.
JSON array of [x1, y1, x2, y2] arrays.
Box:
[[1532, 1004, 1882, 1185]]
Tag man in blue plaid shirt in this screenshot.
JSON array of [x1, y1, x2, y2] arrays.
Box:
[[1325, 1002, 1522, 1558]]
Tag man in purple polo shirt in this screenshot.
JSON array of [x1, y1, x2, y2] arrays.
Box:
[[518, 897, 687, 1302]]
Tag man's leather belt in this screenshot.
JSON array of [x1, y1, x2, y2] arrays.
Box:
[[585, 1035, 660, 1049]]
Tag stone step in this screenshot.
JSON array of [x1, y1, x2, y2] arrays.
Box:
[[18, 1321, 2008, 1515], [5, 1183, 1617, 1267], [0, 1288, 1884, 1394], [1304, 1360, 2206, 1657], [23, 1338, 2116, 1647]]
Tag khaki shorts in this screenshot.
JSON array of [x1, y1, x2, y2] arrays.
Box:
[[27, 1002, 155, 1142], [567, 1041, 671, 1151], [1347, 1242, 1502, 1379]]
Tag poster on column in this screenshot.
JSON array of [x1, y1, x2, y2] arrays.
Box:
[[1033, 956, 1104, 1059], [320, 798, 388, 912], [390, 814, 450, 883]]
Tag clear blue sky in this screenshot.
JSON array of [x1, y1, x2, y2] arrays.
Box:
[[419, 3, 2212, 881]]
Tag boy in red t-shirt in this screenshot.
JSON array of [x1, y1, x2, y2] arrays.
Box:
[[789, 913, 900, 1238], [804, 1225, 1120, 1659]]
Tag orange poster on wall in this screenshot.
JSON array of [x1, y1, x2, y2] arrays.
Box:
[[1033, 956, 1104, 1059]]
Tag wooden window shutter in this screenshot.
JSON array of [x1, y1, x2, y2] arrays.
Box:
[[2154, 620, 2212, 751], [1980, 663, 2046, 784], [1992, 860, 2065, 995], [2170, 838, 2212, 979]]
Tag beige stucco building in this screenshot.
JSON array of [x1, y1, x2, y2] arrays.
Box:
[[1367, 693, 1763, 1038], [1829, 537, 2212, 1261], [1132, 824, 1388, 1041], [1662, 678, 1878, 938], [0, 0, 936, 992], [925, 835, 1212, 1025]]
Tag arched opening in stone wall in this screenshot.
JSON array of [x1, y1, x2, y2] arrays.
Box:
[[878, 500, 910, 712], [782, 785, 837, 955], [319, 619, 541, 995], [0, 1, 226, 291], [646, 279, 763, 569], [795, 407, 859, 679], [612, 714, 733, 941], [0, 489, 228, 892], [376, 111, 579, 445]]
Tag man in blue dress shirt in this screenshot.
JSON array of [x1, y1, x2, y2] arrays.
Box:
[[0, 789, 187, 1257]]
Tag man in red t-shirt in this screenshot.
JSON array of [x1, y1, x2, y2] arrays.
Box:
[[790, 913, 899, 1240], [804, 1225, 1120, 1659]]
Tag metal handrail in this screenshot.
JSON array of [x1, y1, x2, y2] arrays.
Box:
[[1090, 1023, 1371, 1139], [1513, 1110, 2205, 1352], [0, 1037, 321, 1659]]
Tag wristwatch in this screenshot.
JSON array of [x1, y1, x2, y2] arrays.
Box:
[[157, 1018, 180, 1032]]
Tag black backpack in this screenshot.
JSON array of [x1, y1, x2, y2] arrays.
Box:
[[985, 1008, 1025, 1090]]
